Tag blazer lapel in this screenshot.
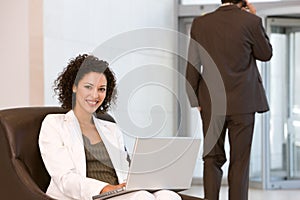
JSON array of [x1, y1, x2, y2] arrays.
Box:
[[94, 117, 127, 182], [64, 111, 86, 176], [94, 117, 119, 161]]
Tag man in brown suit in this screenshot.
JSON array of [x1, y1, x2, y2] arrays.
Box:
[[185, 1, 272, 200]]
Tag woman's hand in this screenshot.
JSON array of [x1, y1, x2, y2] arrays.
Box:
[[100, 183, 126, 194]]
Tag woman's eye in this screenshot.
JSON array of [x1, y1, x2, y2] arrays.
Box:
[[99, 88, 106, 92], [84, 85, 92, 89]]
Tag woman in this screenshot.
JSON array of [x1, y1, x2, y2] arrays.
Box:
[[39, 54, 181, 200]]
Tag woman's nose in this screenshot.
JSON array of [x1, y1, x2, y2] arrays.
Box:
[[92, 89, 99, 98]]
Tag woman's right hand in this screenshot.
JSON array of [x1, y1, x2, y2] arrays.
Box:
[[100, 183, 126, 194]]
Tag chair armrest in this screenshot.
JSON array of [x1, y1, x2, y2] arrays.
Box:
[[10, 158, 56, 199]]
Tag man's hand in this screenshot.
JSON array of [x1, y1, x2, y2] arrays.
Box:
[[242, 0, 256, 14], [246, 0, 256, 14]]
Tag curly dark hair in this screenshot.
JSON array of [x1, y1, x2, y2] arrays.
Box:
[[54, 54, 117, 113]]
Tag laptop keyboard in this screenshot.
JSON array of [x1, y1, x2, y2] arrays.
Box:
[[105, 187, 125, 196], [92, 187, 126, 200]]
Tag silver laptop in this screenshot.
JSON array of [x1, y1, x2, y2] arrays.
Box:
[[92, 137, 200, 200]]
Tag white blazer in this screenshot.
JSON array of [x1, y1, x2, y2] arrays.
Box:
[[39, 110, 129, 200]]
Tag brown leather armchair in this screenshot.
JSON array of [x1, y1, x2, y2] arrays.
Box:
[[0, 107, 201, 200]]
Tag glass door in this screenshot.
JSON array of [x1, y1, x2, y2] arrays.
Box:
[[260, 17, 300, 189], [287, 27, 300, 180]]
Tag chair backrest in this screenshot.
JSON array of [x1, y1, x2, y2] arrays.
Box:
[[0, 106, 115, 199], [0, 107, 67, 193]]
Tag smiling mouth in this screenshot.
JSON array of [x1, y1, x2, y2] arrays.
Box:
[[86, 99, 99, 106]]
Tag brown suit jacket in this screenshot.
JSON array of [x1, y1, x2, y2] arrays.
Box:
[[186, 5, 272, 115]]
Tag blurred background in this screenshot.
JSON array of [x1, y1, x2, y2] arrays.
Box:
[[1, 0, 300, 190]]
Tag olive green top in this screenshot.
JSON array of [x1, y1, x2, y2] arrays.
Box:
[[83, 135, 118, 185]]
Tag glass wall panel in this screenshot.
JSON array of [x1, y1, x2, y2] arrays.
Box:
[[263, 17, 300, 189], [290, 31, 300, 178], [269, 33, 288, 181], [248, 17, 300, 189]]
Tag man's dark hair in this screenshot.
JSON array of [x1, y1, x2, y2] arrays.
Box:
[[221, 0, 242, 3]]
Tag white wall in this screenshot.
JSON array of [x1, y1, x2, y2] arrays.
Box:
[[44, 0, 178, 150], [0, 0, 30, 108]]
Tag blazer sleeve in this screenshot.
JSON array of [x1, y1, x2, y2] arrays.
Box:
[[251, 17, 273, 61], [39, 115, 107, 200], [186, 19, 202, 107]]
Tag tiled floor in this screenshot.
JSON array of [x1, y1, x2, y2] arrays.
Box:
[[180, 185, 300, 200]]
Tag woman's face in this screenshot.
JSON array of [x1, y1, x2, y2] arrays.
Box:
[[73, 72, 107, 115]]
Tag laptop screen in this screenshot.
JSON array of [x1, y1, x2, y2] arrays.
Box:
[[125, 137, 201, 190]]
